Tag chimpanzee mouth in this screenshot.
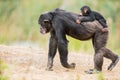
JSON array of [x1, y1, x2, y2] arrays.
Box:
[[40, 27, 47, 34]]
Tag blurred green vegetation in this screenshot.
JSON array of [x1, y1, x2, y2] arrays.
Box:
[[97, 72, 104, 80], [0, 0, 120, 54], [0, 60, 8, 80]]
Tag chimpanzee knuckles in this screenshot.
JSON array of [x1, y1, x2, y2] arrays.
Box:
[[70, 63, 76, 69]]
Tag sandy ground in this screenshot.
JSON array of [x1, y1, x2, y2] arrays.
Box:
[[0, 45, 120, 80]]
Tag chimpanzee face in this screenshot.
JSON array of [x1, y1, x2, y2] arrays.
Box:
[[38, 13, 52, 34], [84, 8, 88, 14], [81, 6, 91, 16]]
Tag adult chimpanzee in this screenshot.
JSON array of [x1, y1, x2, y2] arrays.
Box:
[[38, 8, 119, 74], [76, 5, 109, 32]]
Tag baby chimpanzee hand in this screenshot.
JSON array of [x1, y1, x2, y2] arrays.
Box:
[[76, 19, 81, 24], [79, 12, 82, 16]]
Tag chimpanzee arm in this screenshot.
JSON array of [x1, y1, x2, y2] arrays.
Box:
[[55, 26, 69, 67], [53, 20, 75, 68], [46, 30, 58, 70], [80, 13, 95, 22]]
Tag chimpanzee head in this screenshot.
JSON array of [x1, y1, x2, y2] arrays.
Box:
[[80, 6, 92, 16], [38, 12, 53, 34]]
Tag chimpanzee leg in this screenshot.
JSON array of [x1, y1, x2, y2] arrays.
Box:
[[93, 31, 108, 71], [85, 31, 119, 74], [52, 22, 76, 69], [46, 31, 57, 71], [94, 31, 119, 71], [85, 33, 105, 74], [93, 31, 119, 71]]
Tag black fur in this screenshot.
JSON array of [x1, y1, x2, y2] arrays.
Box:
[[38, 9, 119, 74], [80, 6, 107, 28]]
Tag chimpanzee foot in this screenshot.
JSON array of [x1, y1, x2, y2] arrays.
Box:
[[108, 56, 120, 71], [85, 69, 100, 74]]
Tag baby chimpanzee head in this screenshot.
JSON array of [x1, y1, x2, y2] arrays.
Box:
[[80, 6, 92, 16]]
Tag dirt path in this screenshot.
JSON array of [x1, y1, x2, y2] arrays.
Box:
[[0, 45, 120, 80]]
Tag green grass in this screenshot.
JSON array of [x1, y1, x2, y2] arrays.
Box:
[[97, 72, 105, 80], [0, 60, 8, 80]]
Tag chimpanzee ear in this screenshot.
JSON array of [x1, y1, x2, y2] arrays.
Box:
[[49, 11, 55, 16]]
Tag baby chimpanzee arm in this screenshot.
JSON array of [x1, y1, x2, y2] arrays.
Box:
[[80, 12, 95, 22]]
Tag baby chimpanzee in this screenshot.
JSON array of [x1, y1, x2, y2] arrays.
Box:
[[76, 6, 109, 32]]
